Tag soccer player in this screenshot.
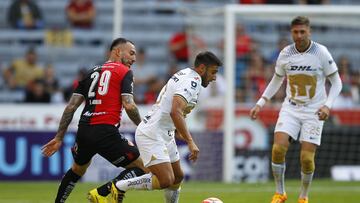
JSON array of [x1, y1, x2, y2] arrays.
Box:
[[41, 38, 147, 203], [249, 16, 342, 203], [108, 51, 222, 203]]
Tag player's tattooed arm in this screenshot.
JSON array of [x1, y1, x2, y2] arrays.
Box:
[[55, 94, 84, 141], [122, 94, 141, 126]]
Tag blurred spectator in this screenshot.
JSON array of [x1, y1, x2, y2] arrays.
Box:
[[267, 0, 294, 3], [239, 0, 266, 4], [143, 78, 163, 104], [63, 68, 88, 101], [24, 79, 51, 103], [66, 0, 96, 29], [299, 0, 329, 4], [268, 37, 289, 64], [7, 0, 44, 29], [43, 64, 64, 103], [243, 52, 267, 102], [131, 47, 158, 103], [3, 47, 44, 90], [337, 55, 352, 85], [332, 84, 356, 109], [169, 26, 206, 65]]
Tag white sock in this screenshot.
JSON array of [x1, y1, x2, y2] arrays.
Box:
[[299, 171, 313, 199], [272, 162, 286, 194], [164, 187, 181, 203], [115, 173, 153, 191]]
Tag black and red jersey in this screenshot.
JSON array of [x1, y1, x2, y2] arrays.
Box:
[[74, 61, 134, 126]]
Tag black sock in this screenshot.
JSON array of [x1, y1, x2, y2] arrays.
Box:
[[96, 167, 146, 196], [55, 169, 81, 203]]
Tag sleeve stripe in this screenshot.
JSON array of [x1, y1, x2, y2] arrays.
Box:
[[174, 94, 189, 103]]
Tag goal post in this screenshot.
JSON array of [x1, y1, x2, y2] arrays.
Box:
[[222, 5, 360, 183]]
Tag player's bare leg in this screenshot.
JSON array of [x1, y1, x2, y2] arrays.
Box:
[[298, 142, 317, 203], [271, 132, 290, 203], [164, 160, 184, 203]]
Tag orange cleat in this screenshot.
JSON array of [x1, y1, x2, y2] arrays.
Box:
[[271, 193, 288, 203]]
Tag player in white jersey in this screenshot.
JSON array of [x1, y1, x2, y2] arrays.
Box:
[[110, 51, 222, 203], [250, 16, 342, 203]]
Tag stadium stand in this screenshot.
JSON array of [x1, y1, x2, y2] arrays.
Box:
[[0, 0, 359, 103]]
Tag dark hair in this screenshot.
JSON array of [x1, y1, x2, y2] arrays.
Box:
[[194, 51, 222, 68], [291, 16, 310, 27], [109, 38, 134, 51]]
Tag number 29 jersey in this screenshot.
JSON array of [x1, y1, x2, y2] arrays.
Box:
[[74, 61, 134, 126], [137, 68, 202, 141], [275, 41, 338, 108]]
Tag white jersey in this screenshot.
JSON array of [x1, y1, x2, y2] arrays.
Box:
[[137, 68, 202, 142], [275, 41, 338, 108]]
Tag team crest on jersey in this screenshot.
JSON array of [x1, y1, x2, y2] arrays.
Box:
[[194, 76, 200, 80], [191, 81, 197, 89]]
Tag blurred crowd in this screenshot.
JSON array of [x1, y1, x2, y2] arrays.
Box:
[[0, 0, 359, 109]]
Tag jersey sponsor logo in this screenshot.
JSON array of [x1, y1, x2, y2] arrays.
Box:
[[83, 111, 106, 117], [290, 65, 316, 71]]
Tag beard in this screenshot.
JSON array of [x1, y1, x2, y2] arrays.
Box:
[[201, 74, 209, 87]]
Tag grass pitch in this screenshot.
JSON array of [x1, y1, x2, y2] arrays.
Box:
[[0, 179, 359, 203]]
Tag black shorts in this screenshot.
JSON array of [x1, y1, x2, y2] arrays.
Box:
[[72, 124, 140, 167]]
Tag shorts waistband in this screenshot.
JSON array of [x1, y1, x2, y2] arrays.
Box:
[[288, 99, 308, 107]]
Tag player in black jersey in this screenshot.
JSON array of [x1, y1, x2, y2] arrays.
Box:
[[42, 38, 148, 203]]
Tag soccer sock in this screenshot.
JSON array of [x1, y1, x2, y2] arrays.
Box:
[[272, 162, 286, 194], [115, 173, 160, 191], [164, 183, 181, 203], [55, 169, 81, 203], [299, 171, 314, 199], [96, 167, 145, 196]]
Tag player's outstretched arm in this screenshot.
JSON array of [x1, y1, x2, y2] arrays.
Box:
[[42, 94, 84, 157], [122, 94, 141, 126], [171, 95, 199, 162]]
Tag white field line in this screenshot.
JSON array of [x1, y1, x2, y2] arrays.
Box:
[[182, 186, 360, 193]]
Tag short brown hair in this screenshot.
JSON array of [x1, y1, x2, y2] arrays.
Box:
[[291, 16, 310, 27]]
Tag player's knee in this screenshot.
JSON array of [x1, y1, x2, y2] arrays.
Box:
[[272, 144, 288, 164], [158, 173, 175, 189], [300, 150, 315, 173], [173, 172, 184, 185], [71, 162, 89, 176]]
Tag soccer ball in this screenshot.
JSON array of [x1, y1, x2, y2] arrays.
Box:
[[202, 197, 223, 203]]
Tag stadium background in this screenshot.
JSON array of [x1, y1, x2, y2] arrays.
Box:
[[0, 0, 359, 202]]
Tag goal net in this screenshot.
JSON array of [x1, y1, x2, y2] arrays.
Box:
[[185, 5, 360, 182]]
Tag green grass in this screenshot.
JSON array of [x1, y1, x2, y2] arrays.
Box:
[[0, 180, 359, 203]]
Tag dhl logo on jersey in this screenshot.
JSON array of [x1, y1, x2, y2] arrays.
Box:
[[290, 65, 316, 71]]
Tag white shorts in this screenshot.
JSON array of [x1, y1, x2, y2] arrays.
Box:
[[275, 103, 324, 146], [135, 129, 180, 167]]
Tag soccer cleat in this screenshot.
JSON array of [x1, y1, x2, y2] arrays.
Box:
[[298, 198, 308, 203], [271, 192, 287, 203], [87, 188, 109, 203], [110, 182, 125, 203]]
